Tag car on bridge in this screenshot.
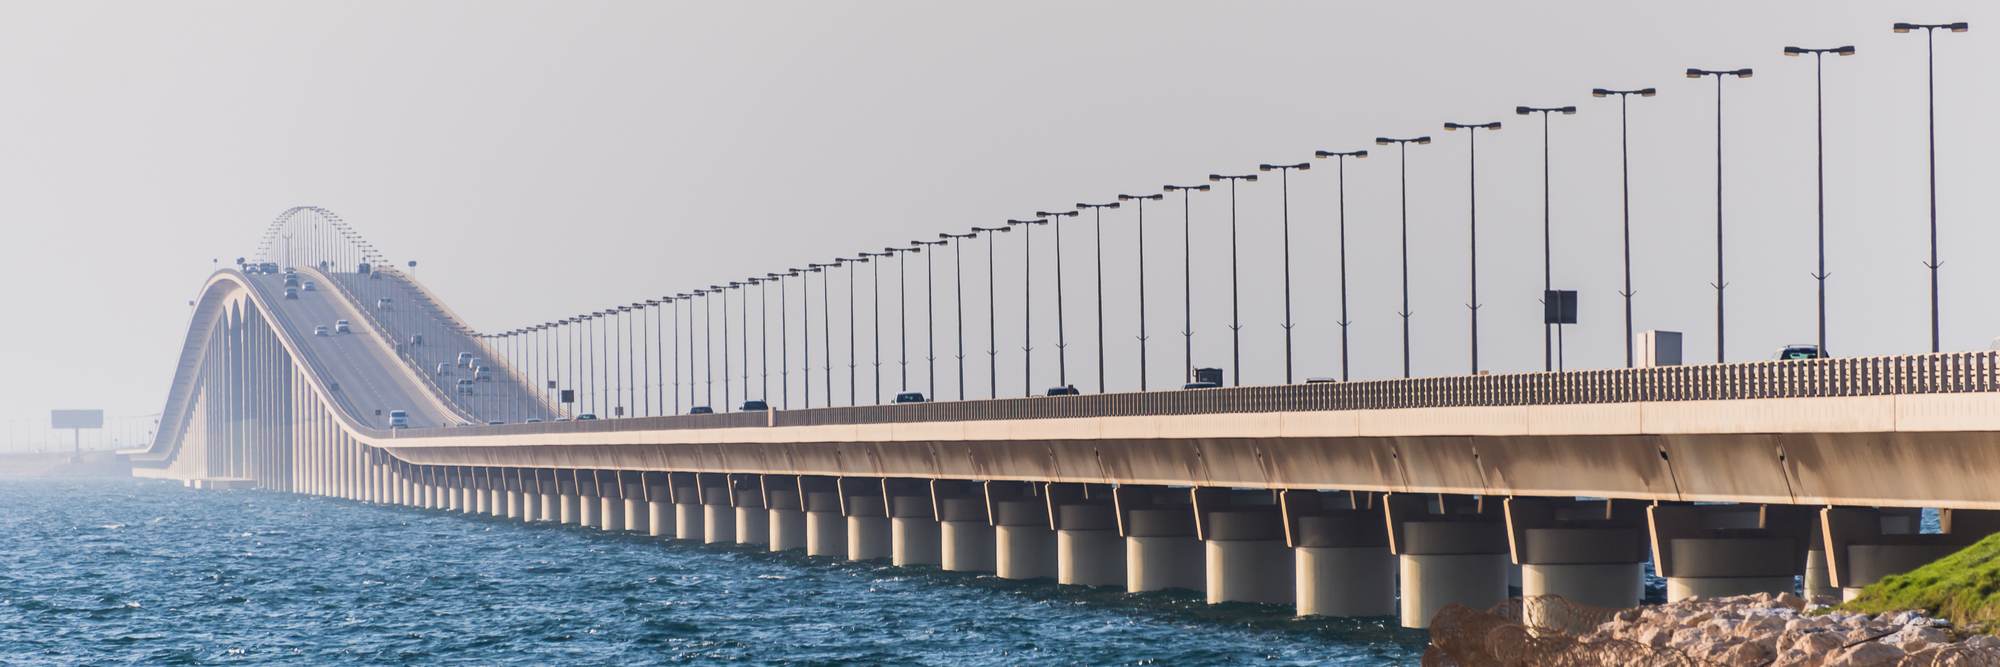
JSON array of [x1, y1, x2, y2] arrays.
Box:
[[473, 366, 493, 382], [284, 287, 299, 300], [1775, 344, 1827, 360], [301, 280, 316, 292], [283, 274, 300, 288], [688, 406, 713, 415], [258, 262, 279, 274], [741, 400, 769, 411], [334, 320, 351, 334], [314, 325, 330, 336], [388, 410, 409, 429], [576, 413, 599, 420], [895, 392, 928, 404], [455, 379, 475, 395], [375, 297, 393, 310], [456, 352, 474, 368], [434, 362, 450, 376]]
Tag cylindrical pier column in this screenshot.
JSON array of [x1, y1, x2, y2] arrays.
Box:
[[847, 498, 891, 561], [489, 488, 504, 517], [805, 491, 847, 557], [558, 493, 578, 524], [1204, 510, 1294, 605], [994, 500, 1057, 580], [674, 486, 704, 541], [519, 491, 536, 522], [460, 486, 474, 513], [599, 495, 623, 531], [1663, 536, 1796, 602], [890, 495, 940, 566], [1293, 512, 1394, 617], [505, 490, 521, 519], [703, 494, 736, 545], [1399, 521, 1511, 628], [624, 497, 646, 533], [768, 488, 806, 552], [1056, 504, 1124, 587], [647, 500, 671, 537], [1517, 527, 1645, 611], [940, 497, 995, 572], [735, 490, 769, 547], [1126, 508, 1205, 593], [578, 494, 600, 527], [474, 486, 488, 514], [538, 492, 556, 523]]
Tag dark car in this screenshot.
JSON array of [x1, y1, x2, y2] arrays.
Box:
[[689, 406, 714, 415], [1775, 344, 1826, 360], [740, 400, 769, 411], [895, 392, 928, 404], [1045, 385, 1080, 396]]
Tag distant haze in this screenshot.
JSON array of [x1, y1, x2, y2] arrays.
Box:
[[2, 1, 1995, 436]]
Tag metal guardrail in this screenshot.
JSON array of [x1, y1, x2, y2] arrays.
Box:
[[390, 351, 2000, 440]]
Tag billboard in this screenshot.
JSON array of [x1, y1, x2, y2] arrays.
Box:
[[51, 409, 104, 429]]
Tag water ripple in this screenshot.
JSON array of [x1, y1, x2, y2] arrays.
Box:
[[2, 479, 1426, 665]]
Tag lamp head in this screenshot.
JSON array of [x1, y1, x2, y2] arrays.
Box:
[[1735, 68, 1753, 78], [1685, 68, 1705, 79], [1415, 136, 1431, 144], [1591, 88, 1610, 98], [1893, 22, 1915, 33], [1514, 106, 1531, 115], [1560, 106, 1577, 114], [1639, 88, 1658, 97], [1949, 22, 1969, 32], [1834, 45, 1857, 55], [1783, 46, 1805, 56]]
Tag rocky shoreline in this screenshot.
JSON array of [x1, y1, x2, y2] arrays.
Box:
[[1577, 592, 2000, 666]]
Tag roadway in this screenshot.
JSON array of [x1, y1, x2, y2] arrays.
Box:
[[329, 270, 554, 423], [243, 271, 456, 429]]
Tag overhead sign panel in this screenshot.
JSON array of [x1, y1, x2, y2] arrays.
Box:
[[51, 409, 104, 429]]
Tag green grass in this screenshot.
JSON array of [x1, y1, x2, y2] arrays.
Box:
[[1842, 532, 2000, 630]]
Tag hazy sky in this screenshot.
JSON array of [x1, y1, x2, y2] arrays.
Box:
[[2, 0, 1995, 439]]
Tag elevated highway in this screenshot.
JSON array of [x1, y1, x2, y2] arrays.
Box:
[[136, 208, 2000, 628]]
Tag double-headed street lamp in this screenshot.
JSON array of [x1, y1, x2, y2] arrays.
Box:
[[1117, 192, 1164, 391], [885, 246, 921, 394], [1374, 136, 1430, 378], [1257, 162, 1310, 384], [1033, 209, 1081, 393], [971, 226, 1012, 399], [773, 271, 797, 409], [805, 264, 830, 408], [1312, 149, 1367, 381], [940, 232, 978, 400], [1892, 21, 1967, 352], [1075, 201, 1120, 393], [1207, 173, 1258, 386], [1590, 87, 1656, 368], [858, 251, 888, 404], [840, 257, 867, 407], [1783, 45, 1855, 359], [913, 239, 948, 399], [1514, 106, 1576, 373], [1686, 67, 1753, 363], [1162, 184, 1210, 385], [1443, 121, 1501, 375], [1007, 217, 1050, 396]]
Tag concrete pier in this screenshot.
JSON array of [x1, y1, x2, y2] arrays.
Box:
[[805, 491, 846, 557], [703, 497, 734, 544], [1124, 507, 1204, 593], [539, 493, 556, 523], [578, 494, 600, 528], [1648, 504, 1812, 603], [647, 500, 671, 536], [1388, 495, 1511, 628], [735, 490, 769, 547], [767, 487, 805, 552], [624, 497, 646, 533], [939, 496, 994, 572], [1055, 504, 1123, 587], [599, 495, 623, 531], [673, 485, 704, 541], [1287, 498, 1394, 617], [1504, 498, 1648, 614], [846, 495, 891, 561], [1202, 509, 1293, 605], [503, 490, 519, 519], [993, 499, 1056, 580], [889, 495, 940, 566], [558, 494, 578, 525]]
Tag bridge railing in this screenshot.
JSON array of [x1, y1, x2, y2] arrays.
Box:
[[388, 351, 2000, 439]]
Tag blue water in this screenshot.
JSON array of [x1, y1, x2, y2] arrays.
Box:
[[0, 479, 1425, 665]]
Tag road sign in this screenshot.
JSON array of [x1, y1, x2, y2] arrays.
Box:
[[51, 410, 103, 429]]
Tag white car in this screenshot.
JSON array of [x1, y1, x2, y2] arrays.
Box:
[[455, 378, 475, 395], [314, 325, 330, 337], [302, 281, 317, 292], [334, 320, 351, 334]]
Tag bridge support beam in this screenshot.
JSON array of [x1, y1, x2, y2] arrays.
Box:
[[766, 483, 805, 551], [1285, 491, 1394, 617], [936, 485, 994, 572], [1051, 486, 1123, 587], [1504, 497, 1649, 622], [1648, 503, 1812, 603], [1823, 507, 1998, 601], [888, 483, 939, 566], [1388, 493, 1511, 629]]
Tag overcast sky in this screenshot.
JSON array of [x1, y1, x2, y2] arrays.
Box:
[[1, 0, 1995, 441]]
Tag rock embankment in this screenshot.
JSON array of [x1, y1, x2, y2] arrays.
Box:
[[1580, 592, 2000, 666]]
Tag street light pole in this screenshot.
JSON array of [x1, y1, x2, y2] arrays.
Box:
[[914, 240, 946, 399], [1162, 184, 1210, 386], [1784, 45, 1856, 358], [1207, 173, 1258, 386], [973, 226, 1011, 399], [940, 233, 974, 401], [1256, 162, 1310, 384], [1074, 202, 1121, 393], [1007, 218, 1049, 396], [1590, 87, 1657, 368], [1686, 67, 1753, 363], [1118, 192, 1164, 391], [1032, 210, 1081, 392], [886, 246, 919, 394], [1373, 136, 1431, 378], [776, 271, 797, 409], [1312, 149, 1367, 381], [1514, 106, 1576, 372], [1892, 21, 1966, 352], [860, 251, 887, 404], [844, 257, 866, 406], [1443, 121, 1502, 375]]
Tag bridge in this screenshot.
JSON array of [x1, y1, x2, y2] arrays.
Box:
[[133, 207, 2000, 628]]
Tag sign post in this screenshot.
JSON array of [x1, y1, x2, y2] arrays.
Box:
[[50, 409, 104, 463]]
